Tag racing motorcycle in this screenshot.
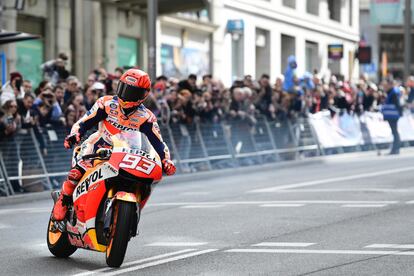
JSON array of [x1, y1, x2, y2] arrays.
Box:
[[47, 132, 162, 267]]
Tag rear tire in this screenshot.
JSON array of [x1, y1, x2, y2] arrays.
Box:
[[105, 201, 135, 267], [47, 216, 77, 258]]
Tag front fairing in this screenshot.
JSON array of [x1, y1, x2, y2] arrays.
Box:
[[109, 132, 163, 182]]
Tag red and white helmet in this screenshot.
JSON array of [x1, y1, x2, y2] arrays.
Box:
[[116, 69, 151, 109]]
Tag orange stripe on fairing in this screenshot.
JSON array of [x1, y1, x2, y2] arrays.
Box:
[[85, 229, 107, 252], [103, 120, 121, 135]]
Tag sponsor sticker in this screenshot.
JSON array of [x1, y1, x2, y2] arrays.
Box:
[[110, 120, 137, 132], [125, 76, 137, 83], [73, 163, 118, 201]]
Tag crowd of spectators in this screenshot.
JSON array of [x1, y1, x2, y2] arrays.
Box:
[[133, 70, 414, 128], [1, 52, 414, 144]]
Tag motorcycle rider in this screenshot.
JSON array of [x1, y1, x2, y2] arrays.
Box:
[[53, 69, 176, 221]]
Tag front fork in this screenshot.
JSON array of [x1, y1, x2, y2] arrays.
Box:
[[103, 188, 141, 239]]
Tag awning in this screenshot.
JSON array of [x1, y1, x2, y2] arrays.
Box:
[[92, 0, 207, 14], [0, 31, 40, 45], [0, 31, 21, 38]]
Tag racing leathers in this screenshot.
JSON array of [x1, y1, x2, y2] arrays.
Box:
[[53, 95, 175, 220]]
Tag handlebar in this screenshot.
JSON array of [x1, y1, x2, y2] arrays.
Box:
[[82, 149, 112, 160]]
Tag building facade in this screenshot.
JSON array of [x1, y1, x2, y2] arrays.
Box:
[[360, 0, 414, 80], [1, 0, 150, 85], [0, 0, 359, 87], [211, 0, 360, 86], [0, 0, 210, 85], [157, 11, 217, 79]]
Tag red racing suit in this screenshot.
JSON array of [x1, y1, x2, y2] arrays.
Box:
[[70, 95, 171, 171]]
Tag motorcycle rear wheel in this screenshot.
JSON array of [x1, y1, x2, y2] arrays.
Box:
[[105, 201, 135, 267], [47, 216, 77, 258]]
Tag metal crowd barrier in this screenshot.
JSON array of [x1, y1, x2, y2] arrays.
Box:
[[0, 116, 321, 195]]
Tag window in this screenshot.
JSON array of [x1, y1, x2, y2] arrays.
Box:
[[255, 28, 270, 79], [281, 34, 296, 72], [16, 15, 45, 87], [117, 36, 140, 68], [305, 41, 319, 73], [307, 0, 319, 16], [328, 0, 341, 22], [283, 0, 296, 9], [177, 9, 210, 22], [231, 34, 244, 80]]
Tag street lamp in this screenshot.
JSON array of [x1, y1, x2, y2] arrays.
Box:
[[147, 0, 157, 82], [14, 0, 25, 11], [0, 0, 26, 29]]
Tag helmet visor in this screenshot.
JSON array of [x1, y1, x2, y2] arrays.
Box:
[[116, 82, 149, 102]]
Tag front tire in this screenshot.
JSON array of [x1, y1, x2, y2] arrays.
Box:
[[47, 216, 77, 258], [105, 201, 135, 267]]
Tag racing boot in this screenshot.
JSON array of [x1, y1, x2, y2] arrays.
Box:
[[52, 168, 83, 220]]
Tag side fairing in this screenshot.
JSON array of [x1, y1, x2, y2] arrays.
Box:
[[73, 162, 119, 223]]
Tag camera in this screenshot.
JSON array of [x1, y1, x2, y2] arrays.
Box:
[[6, 116, 13, 125]]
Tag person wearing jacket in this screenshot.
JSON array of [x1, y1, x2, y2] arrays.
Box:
[[381, 78, 402, 155], [52, 69, 176, 221], [283, 55, 297, 93], [0, 72, 25, 107]]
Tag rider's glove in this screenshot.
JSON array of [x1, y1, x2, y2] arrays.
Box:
[[64, 132, 81, 149], [162, 159, 176, 176]]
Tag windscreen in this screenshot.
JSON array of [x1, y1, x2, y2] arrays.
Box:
[[111, 132, 159, 162]]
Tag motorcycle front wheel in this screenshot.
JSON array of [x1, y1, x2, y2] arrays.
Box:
[[105, 201, 135, 267], [46, 216, 77, 258]]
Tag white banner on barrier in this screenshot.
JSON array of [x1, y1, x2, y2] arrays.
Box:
[[398, 111, 414, 141], [359, 112, 392, 144], [309, 111, 414, 148], [308, 111, 363, 148]]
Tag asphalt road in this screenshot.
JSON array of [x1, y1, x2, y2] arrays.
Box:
[[2, 151, 414, 275]]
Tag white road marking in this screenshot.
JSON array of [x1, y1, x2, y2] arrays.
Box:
[[405, 200, 414, 204], [226, 248, 414, 256], [273, 188, 414, 193], [104, 249, 218, 276], [365, 244, 414, 249], [395, 245, 414, 249], [26, 208, 51, 213], [180, 192, 211, 196], [365, 244, 397, 248], [28, 242, 47, 249], [260, 204, 305, 207], [180, 205, 224, 209], [247, 166, 414, 193], [341, 204, 387, 208], [0, 207, 50, 215], [252, 242, 315, 247], [145, 242, 208, 247], [0, 223, 11, 229], [149, 200, 398, 207], [72, 249, 196, 276]]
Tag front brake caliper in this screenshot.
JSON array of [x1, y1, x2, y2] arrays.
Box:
[[50, 218, 66, 233]]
